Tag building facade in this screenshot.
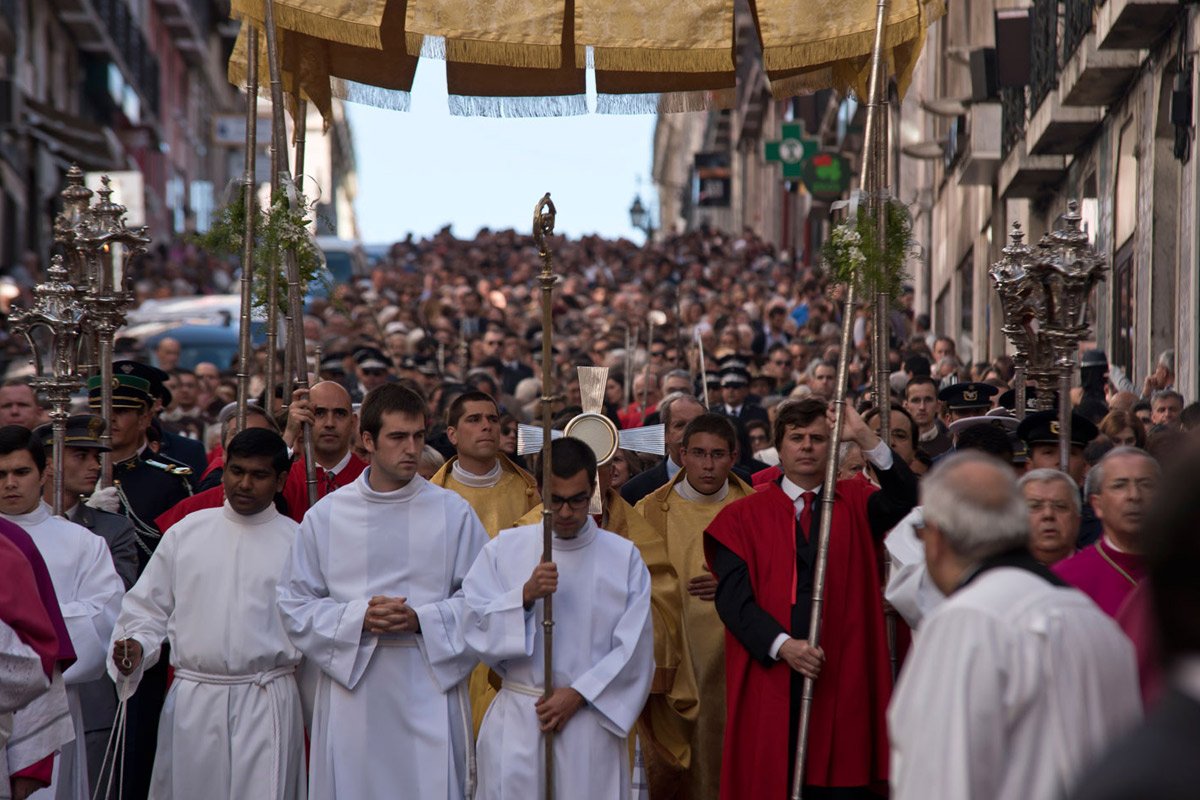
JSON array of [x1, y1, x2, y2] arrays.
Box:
[[905, 0, 1197, 398], [0, 0, 359, 272]]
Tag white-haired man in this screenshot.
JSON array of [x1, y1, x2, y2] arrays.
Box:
[[1018, 469, 1081, 566], [889, 452, 1142, 800]]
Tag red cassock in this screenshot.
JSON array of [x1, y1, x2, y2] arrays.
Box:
[[156, 485, 225, 532], [279, 454, 367, 522], [704, 480, 891, 797]]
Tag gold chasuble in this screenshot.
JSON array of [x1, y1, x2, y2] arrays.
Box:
[[430, 453, 539, 734], [516, 489, 697, 798], [636, 469, 754, 800]]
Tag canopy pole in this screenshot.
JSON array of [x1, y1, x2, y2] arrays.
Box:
[[791, 1, 891, 797], [236, 24, 259, 431], [533, 193, 558, 800], [263, 0, 318, 506]]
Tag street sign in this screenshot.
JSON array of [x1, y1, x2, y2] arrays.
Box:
[[800, 152, 853, 201], [694, 152, 731, 208], [765, 123, 819, 180]]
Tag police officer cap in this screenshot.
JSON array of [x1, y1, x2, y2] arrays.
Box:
[[32, 415, 111, 451], [997, 386, 1037, 411], [113, 360, 173, 406], [87, 373, 154, 411], [1016, 409, 1100, 449], [937, 382, 998, 410], [720, 367, 751, 387], [354, 347, 393, 371]]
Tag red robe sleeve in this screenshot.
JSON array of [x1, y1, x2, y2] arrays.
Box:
[[155, 485, 226, 532], [704, 480, 891, 797]]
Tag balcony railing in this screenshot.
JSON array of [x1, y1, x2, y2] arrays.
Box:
[[1063, 0, 1095, 64], [93, 0, 161, 117], [1030, 0, 1059, 115], [1001, 87, 1027, 159]]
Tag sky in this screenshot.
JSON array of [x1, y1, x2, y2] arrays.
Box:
[[347, 58, 659, 245]]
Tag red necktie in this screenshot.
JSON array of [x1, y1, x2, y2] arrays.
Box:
[[798, 491, 816, 541], [792, 491, 816, 604], [323, 468, 337, 496]]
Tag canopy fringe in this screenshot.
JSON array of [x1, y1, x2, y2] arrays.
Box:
[[596, 86, 736, 115], [581, 45, 733, 74], [331, 79, 412, 112], [761, 9, 923, 73], [448, 93, 587, 118]]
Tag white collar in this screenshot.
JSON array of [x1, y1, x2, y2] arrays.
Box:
[[220, 500, 280, 525], [780, 476, 822, 503], [674, 475, 729, 504], [320, 450, 354, 476], [553, 516, 598, 549], [451, 458, 503, 488], [665, 456, 682, 480], [0, 500, 52, 526], [357, 469, 426, 503]]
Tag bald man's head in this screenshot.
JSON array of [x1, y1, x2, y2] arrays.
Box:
[[309, 381, 357, 464]]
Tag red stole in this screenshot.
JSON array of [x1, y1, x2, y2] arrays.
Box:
[[703, 480, 891, 796]]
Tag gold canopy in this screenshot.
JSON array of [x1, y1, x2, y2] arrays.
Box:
[[227, 0, 944, 121]]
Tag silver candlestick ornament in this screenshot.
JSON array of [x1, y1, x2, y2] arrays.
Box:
[[8, 255, 86, 515]]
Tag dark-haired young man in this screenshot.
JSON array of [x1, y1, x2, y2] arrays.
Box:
[[704, 398, 917, 799], [0, 424, 123, 800], [277, 383, 488, 799], [461, 437, 654, 799], [109, 429, 305, 799], [904, 376, 951, 459], [636, 413, 754, 800]]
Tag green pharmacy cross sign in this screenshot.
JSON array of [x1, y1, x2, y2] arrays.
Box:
[[765, 123, 818, 180]]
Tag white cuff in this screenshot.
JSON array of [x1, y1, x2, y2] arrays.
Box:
[[864, 439, 894, 471], [768, 633, 790, 661]]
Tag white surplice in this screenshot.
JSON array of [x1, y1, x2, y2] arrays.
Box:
[[107, 503, 306, 800], [889, 566, 1142, 800], [1, 503, 122, 800], [0, 620, 53, 800], [462, 519, 654, 800], [883, 507, 944, 630], [277, 471, 488, 800]]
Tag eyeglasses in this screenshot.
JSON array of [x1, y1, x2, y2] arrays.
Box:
[[549, 492, 591, 510], [650, 350, 667, 358], [685, 447, 731, 462]]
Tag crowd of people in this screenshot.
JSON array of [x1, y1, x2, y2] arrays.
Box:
[[1, 222, 1199, 800]]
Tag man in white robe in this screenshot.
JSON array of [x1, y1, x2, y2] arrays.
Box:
[[462, 437, 654, 800], [277, 384, 487, 800], [889, 453, 1142, 800], [109, 429, 306, 800], [0, 426, 123, 800]]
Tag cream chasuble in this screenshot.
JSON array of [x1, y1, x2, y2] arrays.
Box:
[[636, 470, 753, 800]]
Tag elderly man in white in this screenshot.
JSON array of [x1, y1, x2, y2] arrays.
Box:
[[888, 452, 1142, 800]]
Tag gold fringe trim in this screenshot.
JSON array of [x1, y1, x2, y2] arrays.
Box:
[[272, 4, 383, 50], [582, 45, 733, 74], [405, 31, 425, 58], [761, 10, 925, 73], [769, 67, 841, 99], [446, 38, 563, 70]]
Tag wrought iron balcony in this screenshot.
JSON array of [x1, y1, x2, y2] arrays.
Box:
[[1063, 0, 1095, 65], [1029, 0, 1059, 116], [1001, 87, 1027, 160], [92, 0, 161, 117]]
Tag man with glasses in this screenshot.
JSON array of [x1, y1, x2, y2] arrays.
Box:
[[637, 414, 754, 800], [461, 437, 654, 799]]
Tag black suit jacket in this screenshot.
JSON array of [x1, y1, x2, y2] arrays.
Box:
[[1068, 688, 1200, 800]]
